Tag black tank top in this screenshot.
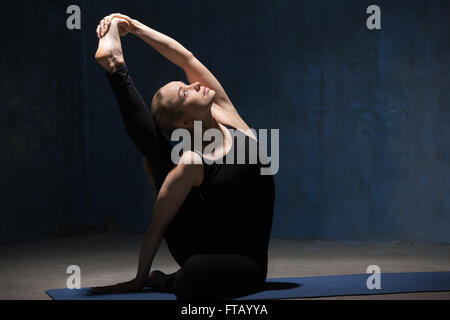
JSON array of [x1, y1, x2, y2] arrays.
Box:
[[191, 125, 276, 265]]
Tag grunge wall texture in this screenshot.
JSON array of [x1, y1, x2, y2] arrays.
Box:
[[1, 0, 449, 243]]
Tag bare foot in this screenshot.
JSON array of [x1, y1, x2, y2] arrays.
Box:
[[95, 20, 125, 73], [146, 270, 176, 292]]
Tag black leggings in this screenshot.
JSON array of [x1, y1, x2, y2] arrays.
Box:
[[106, 65, 266, 300], [171, 254, 266, 300]]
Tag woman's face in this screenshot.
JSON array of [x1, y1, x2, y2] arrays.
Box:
[[161, 81, 216, 116]]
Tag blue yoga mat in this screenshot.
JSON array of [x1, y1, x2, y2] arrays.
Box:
[[46, 271, 450, 300]]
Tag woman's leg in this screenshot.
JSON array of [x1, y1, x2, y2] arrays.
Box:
[[170, 254, 266, 300], [95, 20, 173, 190], [145, 270, 177, 292]]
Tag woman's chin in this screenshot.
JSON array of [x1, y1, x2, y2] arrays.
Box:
[[208, 91, 217, 102]]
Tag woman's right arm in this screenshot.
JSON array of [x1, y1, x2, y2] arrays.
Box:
[[130, 18, 243, 120], [132, 20, 192, 69], [101, 14, 240, 116], [98, 13, 191, 68]]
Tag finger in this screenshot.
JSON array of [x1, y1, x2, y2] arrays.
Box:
[[101, 22, 107, 37], [113, 13, 130, 22], [103, 23, 110, 37], [108, 15, 114, 23], [105, 18, 112, 31]]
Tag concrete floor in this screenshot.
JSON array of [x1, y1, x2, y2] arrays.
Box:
[[0, 233, 449, 300]]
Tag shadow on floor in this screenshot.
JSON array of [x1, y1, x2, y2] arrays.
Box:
[[262, 281, 301, 291]]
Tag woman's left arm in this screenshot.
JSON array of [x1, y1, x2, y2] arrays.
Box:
[[91, 152, 203, 294], [135, 151, 203, 284]]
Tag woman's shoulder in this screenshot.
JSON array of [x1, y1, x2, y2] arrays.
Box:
[[211, 104, 258, 141], [177, 151, 204, 187], [179, 150, 204, 167]]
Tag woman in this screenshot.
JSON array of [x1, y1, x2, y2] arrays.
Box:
[[91, 13, 275, 300]]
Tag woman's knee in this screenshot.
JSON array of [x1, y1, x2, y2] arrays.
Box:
[[172, 255, 208, 292], [172, 254, 265, 300], [172, 256, 204, 300]]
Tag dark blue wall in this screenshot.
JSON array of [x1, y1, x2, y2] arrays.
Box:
[[1, 0, 449, 244]]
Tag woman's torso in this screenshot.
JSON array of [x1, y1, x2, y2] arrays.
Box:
[[166, 120, 276, 265]]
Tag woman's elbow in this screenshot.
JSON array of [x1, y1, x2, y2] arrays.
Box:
[[180, 51, 194, 67]]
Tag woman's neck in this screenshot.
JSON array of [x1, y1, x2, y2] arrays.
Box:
[[200, 108, 220, 131], [194, 108, 226, 151]]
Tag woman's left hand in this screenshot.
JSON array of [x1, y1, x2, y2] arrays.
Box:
[[90, 278, 143, 295]]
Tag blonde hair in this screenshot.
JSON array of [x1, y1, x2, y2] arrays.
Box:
[[143, 88, 185, 195], [150, 89, 184, 134]]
